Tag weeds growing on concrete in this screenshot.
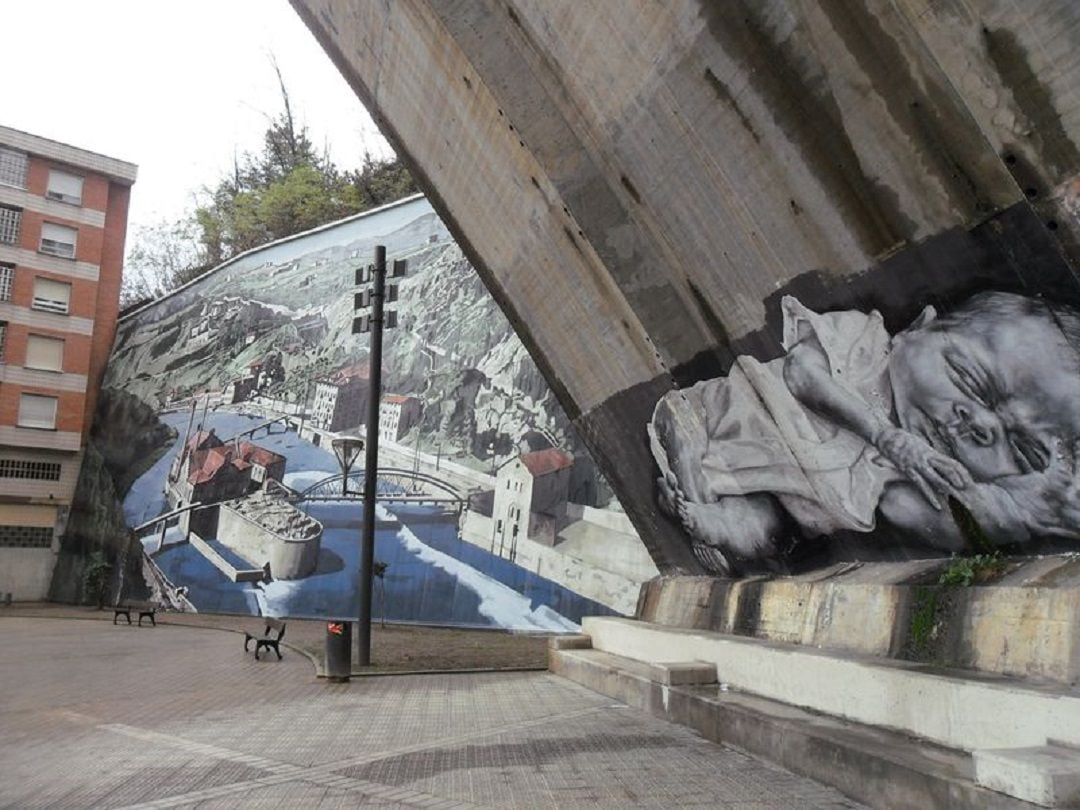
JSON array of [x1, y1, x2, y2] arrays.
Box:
[[909, 586, 938, 653], [938, 553, 1005, 587]]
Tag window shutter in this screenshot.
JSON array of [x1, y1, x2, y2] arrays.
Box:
[[46, 171, 83, 205], [32, 277, 71, 314], [25, 335, 64, 371], [17, 394, 58, 429], [39, 222, 77, 258]]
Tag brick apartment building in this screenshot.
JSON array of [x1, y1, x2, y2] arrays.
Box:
[[0, 126, 136, 600]]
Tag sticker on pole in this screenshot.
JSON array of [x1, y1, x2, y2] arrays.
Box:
[[327, 621, 345, 635]]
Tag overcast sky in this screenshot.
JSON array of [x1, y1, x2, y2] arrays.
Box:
[[6, 0, 391, 240]]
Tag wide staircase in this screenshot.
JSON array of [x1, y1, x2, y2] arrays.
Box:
[[550, 613, 1080, 809]]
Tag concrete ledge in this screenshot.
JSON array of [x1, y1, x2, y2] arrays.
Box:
[[548, 633, 592, 650], [975, 745, 1080, 807], [638, 562, 1080, 686], [583, 616, 1080, 752], [552, 647, 1032, 810], [647, 661, 716, 686]]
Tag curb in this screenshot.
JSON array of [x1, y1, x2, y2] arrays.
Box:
[[2, 611, 550, 680]]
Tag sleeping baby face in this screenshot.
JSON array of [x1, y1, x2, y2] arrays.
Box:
[[888, 297, 1080, 482]]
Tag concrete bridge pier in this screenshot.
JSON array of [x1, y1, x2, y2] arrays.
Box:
[[291, 0, 1080, 576]]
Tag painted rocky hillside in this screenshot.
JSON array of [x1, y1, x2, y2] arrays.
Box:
[[104, 198, 613, 505]]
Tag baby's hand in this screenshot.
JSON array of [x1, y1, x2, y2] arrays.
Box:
[[874, 426, 972, 509], [999, 439, 1080, 538]]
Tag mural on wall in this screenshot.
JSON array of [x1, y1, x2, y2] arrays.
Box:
[[96, 196, 654, 627], [651, 291, 1080, 574]]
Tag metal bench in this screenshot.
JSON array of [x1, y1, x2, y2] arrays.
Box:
[[113, 600, 158, 626], [243, 618, 286, 660]]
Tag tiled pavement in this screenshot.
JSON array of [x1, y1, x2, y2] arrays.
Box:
[[0, 617, 864, 808]]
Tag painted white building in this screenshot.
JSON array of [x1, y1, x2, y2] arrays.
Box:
[[491, 448, 574, 557], [378, 394, 422, 443]]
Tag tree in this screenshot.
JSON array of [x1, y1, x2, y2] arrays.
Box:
[[343, 153, 418, 211], [121, 216, 208, 309], [123, 62, 419, 305]]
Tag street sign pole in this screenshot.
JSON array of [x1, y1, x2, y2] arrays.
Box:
[[352, 247, 405, 668], [357, 245, 386, 667]]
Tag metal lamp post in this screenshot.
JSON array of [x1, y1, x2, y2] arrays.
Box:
[[330, 436, 364, 497], [352, 246, 406, 666]]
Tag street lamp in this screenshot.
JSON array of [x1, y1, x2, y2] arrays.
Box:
[[352, 245, 406, 666], [330, 436, 364, 496]]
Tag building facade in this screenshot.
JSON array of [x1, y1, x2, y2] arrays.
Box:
[[491, 448, 574, 557], [378, 394, 422, 443], [308, 362, 369, 439], [166, 429, 286, 538], [0, 126, 136, 600]]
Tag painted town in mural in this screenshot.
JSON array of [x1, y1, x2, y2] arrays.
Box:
[[80, 188, 1080, 627], [102, 196, 655, 628]]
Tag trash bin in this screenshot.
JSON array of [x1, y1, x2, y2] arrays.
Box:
[[325, 620, 352, 682]]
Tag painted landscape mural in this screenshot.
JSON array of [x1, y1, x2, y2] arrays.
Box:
[[91, 195, 655, 628]]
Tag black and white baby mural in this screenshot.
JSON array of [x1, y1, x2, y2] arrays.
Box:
[[95, 195, 652, 627], [650, 291, 1080, 574]]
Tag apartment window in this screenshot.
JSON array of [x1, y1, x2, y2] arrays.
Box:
[[0, 263, 12, 301], [0, 321, 6, 362], [39, 222, 77, 259], [17, 393, 58, 429], [25, 334, 64, 372], [0, 458, 62, 481], [32, 277, 71, 314], [0, 205, 22, 244], [0, 148, 28, 189], [46, 170, 83, 205], [0, 525, 53, 548]]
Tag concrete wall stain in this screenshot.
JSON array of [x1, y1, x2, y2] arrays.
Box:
[[702, 66, 761, 144], [818, 0, 995, 221], [619, 175, 642, 206], [698, 0, 913, 256], [983, 26, 1080, 181], [685, 279, 734, 360]]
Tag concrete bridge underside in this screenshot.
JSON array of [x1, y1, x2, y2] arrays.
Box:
[[291, 0, 1080, 573]]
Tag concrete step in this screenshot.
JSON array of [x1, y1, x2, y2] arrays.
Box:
[[552, 646, 1036, 810], [582, 616, 1080, 753], [975, 744, 1080, 807]]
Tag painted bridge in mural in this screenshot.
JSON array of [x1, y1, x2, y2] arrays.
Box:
[[291, 467, 468, 507]]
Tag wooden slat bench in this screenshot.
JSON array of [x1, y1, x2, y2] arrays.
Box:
[[244, 618, 286, 660], [113, 601, 158, 626]]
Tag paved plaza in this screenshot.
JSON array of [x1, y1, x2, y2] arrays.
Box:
[[0, 617, 863, 808]]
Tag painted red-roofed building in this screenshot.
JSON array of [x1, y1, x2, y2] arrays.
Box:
[[245, 351, 284, 391], [308, 361, 370, 440], [329, 361, 369, 385], [378, 394, 422, 443], [519, 448, 574, 478], [166, 432, 286, 536], [189, 428, 224, 452], [492, 447, 575, 554]]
